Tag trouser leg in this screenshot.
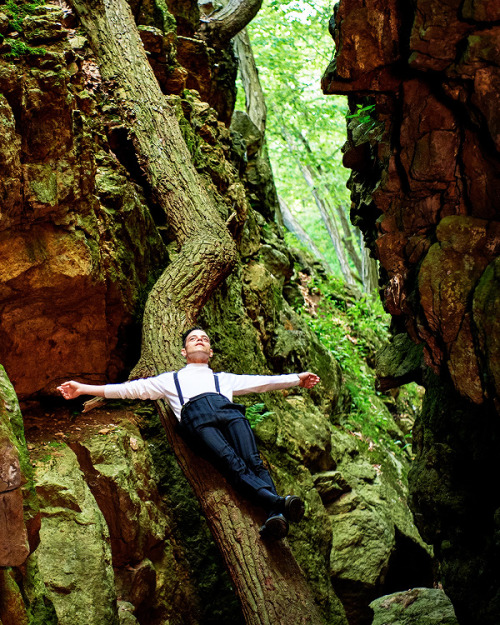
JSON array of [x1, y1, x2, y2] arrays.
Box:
[[223, 415, 278, 496], [187, 422, 281, 512]]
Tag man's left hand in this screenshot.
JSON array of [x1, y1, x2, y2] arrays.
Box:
[[298, 372, 320, 388]]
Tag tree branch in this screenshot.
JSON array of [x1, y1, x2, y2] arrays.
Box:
[[198, 0, 263, 48]]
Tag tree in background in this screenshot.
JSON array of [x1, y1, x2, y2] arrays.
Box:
[[237, 0, 378, 292]]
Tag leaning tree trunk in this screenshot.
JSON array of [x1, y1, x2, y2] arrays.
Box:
[[361, 241, 379, 294], [69, 0, 324, 622], [234, 27, 267, 134], [295, 132, 363, 278], [234, 27, 285, 228]]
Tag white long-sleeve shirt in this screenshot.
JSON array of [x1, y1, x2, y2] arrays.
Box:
[[104, 363, 300, 420]]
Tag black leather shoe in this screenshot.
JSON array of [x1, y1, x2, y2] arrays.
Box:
[[284, 495, 305, 522], [259, 513, 289, 540]]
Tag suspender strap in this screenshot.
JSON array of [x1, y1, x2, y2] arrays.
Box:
[[173, 371, 185, 406], [174, 371, 220, 406]]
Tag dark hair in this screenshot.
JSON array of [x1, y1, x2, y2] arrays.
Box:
[[181, 326, 208, 348]]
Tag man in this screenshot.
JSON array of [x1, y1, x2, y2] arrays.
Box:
[[58, 327, 320, 539]]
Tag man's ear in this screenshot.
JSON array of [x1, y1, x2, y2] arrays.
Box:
[[181, 348, 187, 358], [209, 349, 213, 358]]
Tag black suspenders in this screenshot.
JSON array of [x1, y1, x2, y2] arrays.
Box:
[[173, 371, 220, 406]]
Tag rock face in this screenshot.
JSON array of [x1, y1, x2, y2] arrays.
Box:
[[0, 13, 169, 398], [0, 1, 435, 624], [0, 366, 38, 567], [323, 0, 500, 622]]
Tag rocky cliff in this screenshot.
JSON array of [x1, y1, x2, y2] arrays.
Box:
[[323, 0, 500, 623], [0, 1, 438, 624]]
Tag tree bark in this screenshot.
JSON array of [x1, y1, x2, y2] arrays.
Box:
[[69, 0, 325, 622], [198, 0, 263, 48], [234, 27, 284, 227], [361, 240, 379, 294], [234, 28, 267, 134], [334, 203, 363, 276], [69, 0, 238, 377]]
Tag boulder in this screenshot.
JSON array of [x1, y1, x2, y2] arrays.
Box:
[[30, 443, 119, 625], [370, 587, 459, 625], [70, 421, 169, 567]]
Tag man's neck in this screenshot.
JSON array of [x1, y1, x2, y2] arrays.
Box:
[[185, 358, 210, 366]]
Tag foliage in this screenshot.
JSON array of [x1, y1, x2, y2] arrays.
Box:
[[238, 0, 356, 275], [295, 275, 419, 455], [347, 103, 377, 130], [246, 402, 273, 429]]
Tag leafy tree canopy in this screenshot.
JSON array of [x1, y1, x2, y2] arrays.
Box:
[[236, 0, 352, 273]]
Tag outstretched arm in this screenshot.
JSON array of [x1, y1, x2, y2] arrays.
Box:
[[230, 371, 321, 395], [298, 372, 320, 389], [57, 381, 106, 400]]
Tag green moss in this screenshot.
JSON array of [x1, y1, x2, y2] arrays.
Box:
[[4, 0, 44, 31], [2, 38, 46, 58], [23, 558, 58, 625]]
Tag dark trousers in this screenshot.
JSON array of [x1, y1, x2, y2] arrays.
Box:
[[179, 393, 280, 512]]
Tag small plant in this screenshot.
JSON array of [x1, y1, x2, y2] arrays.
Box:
[[295, 276, 419, 455], [346, 102, 383, 134], [246, 403, 273, 429]]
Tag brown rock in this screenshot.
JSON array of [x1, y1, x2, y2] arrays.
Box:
[[334, 4, 400, 80], [164, 65, 188, 94], [0, 94, 22, 229], [462, 0, 500, 22], [0, 568, 29, 625], [409, 0, 472, 71], [23, 13, 67, 43], [322, 0, 402, 93], [461, 129, 500, 220], [0, 489, 29, 566], [176, 36, 212, 107], [0, 441, 21, 492], [472, 67, 500, 152], [473, 258, 500, 402], [0, 12, 9, 35]]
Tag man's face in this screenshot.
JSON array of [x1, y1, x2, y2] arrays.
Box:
[[181, 329, 213, 363]]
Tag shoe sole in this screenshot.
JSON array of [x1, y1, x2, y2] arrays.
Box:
[[285, 496, 305, 523], [260, 515, 289, 540]]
